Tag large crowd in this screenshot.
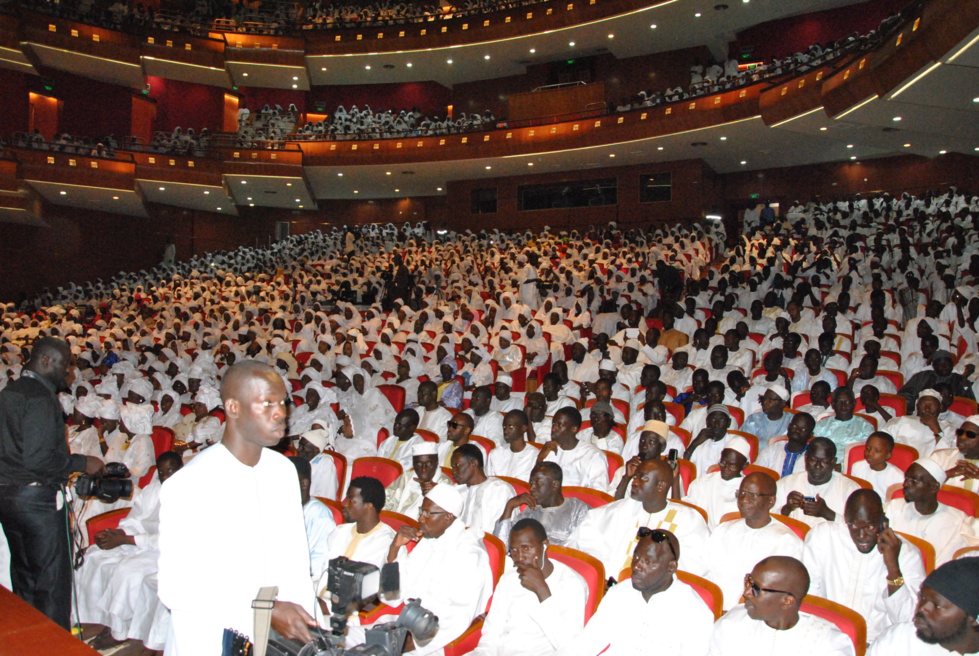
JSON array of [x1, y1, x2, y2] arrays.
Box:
[[2, 185, 979, 654]]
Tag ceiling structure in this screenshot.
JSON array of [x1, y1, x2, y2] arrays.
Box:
[[2, 1, 977, 215]]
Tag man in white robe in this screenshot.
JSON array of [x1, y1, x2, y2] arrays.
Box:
[[295, 429, 340, 501], [708, 556, 855, 656], [776, 437, 862, 529], [486, 409, 539, 482], [706, 472, 804, 610], [452, 444, 515, 536], [385, 442, 452, 518], [883, 390, 956, 458], [377, 408, 426, 471], [159, 362, 315, 656], [465, 386, 505, 446], [539, 407, 609, 491], [495, 462, 590, 547], [884, 459, 974, 566], [803, 488, 927, 642], [571, 458, 710, 578], [684, 436, 751, 529], [415, 381, 453, 442], [868, 557, 979, 656], [684, 404, 740, 478], [383, 484, 493, 656], [472, 517, 588, 656], [77, 452, 183, 651], [290, 456, 336, 579], [557, 528, 714, 656]]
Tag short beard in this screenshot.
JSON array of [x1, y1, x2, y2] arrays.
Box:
[[915, 618, 972, 645]]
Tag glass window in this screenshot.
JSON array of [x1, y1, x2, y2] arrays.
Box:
[[640, 172, 672, 203], [517, 178, 617, 211], [471, 187, 497, 214]]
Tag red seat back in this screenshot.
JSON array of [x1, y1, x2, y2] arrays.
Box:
[[351, 457, 403, 488]]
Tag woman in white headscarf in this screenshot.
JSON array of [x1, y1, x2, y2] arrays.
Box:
[[153, 389, 183, 429]]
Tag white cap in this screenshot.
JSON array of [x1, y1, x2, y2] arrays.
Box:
[[918, 389, 942, 401], [424, 483, 463, 516], [302, 429, 330, 451], [599, 360, 617, 372], [624, 339, 643, 351], [767, 384, 790, 402], [411, 442, 439, 457], [724, 436, 752, 461], [642, 419, 669, 438], [496, 373, 513, 387], [914, 457, 947, 486]]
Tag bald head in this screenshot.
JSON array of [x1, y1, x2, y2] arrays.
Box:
[[221, 360, 279, 404], [756, 556, 810, 600], [742, 471, 777, 496]]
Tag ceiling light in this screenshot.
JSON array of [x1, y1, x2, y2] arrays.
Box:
[[286, 183, 292, 186], [740, 160, 746, 165], [973, 97, 979, 103], [59, 190, 67, 195], [292, 76, 298, 81], [406, 62, 413, 67], [295, 198, 301, 202], [819, 127, 828, 131], [204, 190, 210, 195], [720, 136, 727, 140], [695, 12, 702, 17], [247, 197, 252, 201], [657, 146, 664, 151], [608, 34, 614, 39], [292, 84, 297, 89], [240, 180, 246, 184], [386, 171, 392, 175], [903, 143, 911, 147], [299, 205, 304, 208], [437, 187, 443, 191], [321, 67, 327, 71], [847, 144, 854, 148], [650, 24, 657, 29], [242, 73, 248, 77], [609, 153, 615, 158], [485, 165, 492, 170], [216, 207, 222, 211], [112, 196, 119, 200], [569, 41, 575, 47], [337, 172, 343, 177], [395, 189, 400, 192], [353, 190, 359, 194], [892, 116, 902, 121], [249, 203, 255, 207], [447, 59, 453, 64], [850, 156, 857, 160], [939, 150, 947, 154], [528, 162, 534, 166], [484, 55, 490, 60], [159, 186, 165, 191], [365, 65, 371, 70], [530, 48, 536, 53]]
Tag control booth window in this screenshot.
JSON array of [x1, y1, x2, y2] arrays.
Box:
[[517, 178, 617, 211], [471, 187, 498, 214], [640, 172, 672, 203]]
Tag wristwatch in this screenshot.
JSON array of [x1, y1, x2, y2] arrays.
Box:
[[887, 575, 904, 587]]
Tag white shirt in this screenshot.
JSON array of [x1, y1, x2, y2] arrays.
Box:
[[570, 497, 710, 577], [852, 460, 904, 499], [389, 520, 493, 656], [882, 416, 955, 458], [543, 441, 609, 491], [159, 445, 313, 656], [377, 433, 425, 471], [868, 621, 955, 656], [457, 477, 515, 536], [803, 521, 926, 642], [685, 471, 742, 530], [775, 472, 862, 528], [556, 577, 714, 656], [486, 444, 538, 481], [884, 497, 974, 566], [472, 560, 588, 656], [706, 518, 804, 609], [303, 498, 337, 579], [708, 605, 855, 656], [309, 452, 340, 501], [467, 409, 505, 446]]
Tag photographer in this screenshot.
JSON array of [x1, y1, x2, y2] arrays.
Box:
[[0, 337, 105, 629]]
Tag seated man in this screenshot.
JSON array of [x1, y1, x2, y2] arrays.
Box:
[[384, 484, 493, 656], [684, 404, 739, 477], [708, 556, 855, 655], [815, 387, 874, 453], [377, 408, 425, 470], [495, 462, 590, 547], [868, 557, 979, 656], [803, 489, 927, 642], [578, 400, 625, 455], [538, 407, 609, 491], [415, 381, 454, 442], [740, 384, 794, 447], [77, 452, 183, 652], [385, 442, 452, 518], [571, 459, 710, 577], [883, 389, 956, 458], [491, 373, 524, 413], [487, 409, 539, 481], [556, 528, 714, 655], [755, 412, 815, 477], [683, 435, 751, 529], [775, 437, 862, 529], [613, 419, 685, 497], [884, 458, 974, 566], [473, 518, 588, 656], [452, 444, 514, 535], [466, 385, 505, 446], [315, 476, 396, 643], [707, 472, 804, 610], [930, 414, 979, 492], [289, 456, 336, 579], [437, 411, 487, 469], [524, 392, 555, 444]]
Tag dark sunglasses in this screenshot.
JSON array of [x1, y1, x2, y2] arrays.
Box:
[[956, 428, 979, 439], [744, 573, 794, 598], [447, 421, 463, 429], [636, 527, 677, 560]]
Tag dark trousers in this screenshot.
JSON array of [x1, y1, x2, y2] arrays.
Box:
[[0, 484, 73, 629]]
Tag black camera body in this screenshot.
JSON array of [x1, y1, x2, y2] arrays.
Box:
[[75, 462, 134, 503]]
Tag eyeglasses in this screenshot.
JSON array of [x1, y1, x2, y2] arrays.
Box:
[[736, 489, 774, 500], [446, 421, 463, 429], [956, 428, 979, 440], [744, 573, 794, 598], [418, 508, 450, 518], [636, 527, 677, 560]]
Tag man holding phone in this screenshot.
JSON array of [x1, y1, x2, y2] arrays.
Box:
[[775, 437, 861, 528], [802, 489, 927, 642]]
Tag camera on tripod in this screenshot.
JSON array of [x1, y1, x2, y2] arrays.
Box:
[[75, 462, 134, 503], [263, 557, 437, 656]]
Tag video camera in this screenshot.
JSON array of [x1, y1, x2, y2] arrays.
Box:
[[74, 462, 133, 503], [264, 557, 437, 656]]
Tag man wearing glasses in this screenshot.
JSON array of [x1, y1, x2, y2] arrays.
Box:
[[803, 488, 927, 642], [556, 528, 713, 655], [707, 472, 804, 609], [708, 556, 855, 655], [930, 414, 979, 492]]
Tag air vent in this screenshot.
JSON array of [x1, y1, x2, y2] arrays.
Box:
[[691, 141, 708, 147], [383, 64, 395, 70], [714, 4, 729, 10]]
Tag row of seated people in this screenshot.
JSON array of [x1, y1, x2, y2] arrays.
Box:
[[10, 126, 212, 157]]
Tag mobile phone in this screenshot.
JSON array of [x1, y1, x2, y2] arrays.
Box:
[[667, 449, 678, 470], [803, 496, 816, 502], [880, 515, 889, 532]]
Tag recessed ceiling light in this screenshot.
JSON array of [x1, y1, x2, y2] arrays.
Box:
[[365, 65, 371, 70], [394, 189, 400, 192], [242, 73, 248, 77], [847, 144, 854, 148], [650, 24, 657, 28], [216, 207, 222, 211], [386, 171, 392, 176], [939, 150, 947, 154], [299, 205, 304, 208], [295, 198, 301, 202], [819, 127, 828, 131], [529, 48, 536, 53], [292, 76, 298, 81], [903, 143, 911, 147], [720, 136, 727, 140], [608, 34, 614, 39], [437, 187, 443, 191], [850, 156, 857, 160], [528, 162, 534, 166], [321, 67, 327, 71], [892, 116, 902, 121], [973, 97, 979, 103], [247, 197, 252, 201], [112, 195, 119, 200], [249, 203, 255, 207], [159, 187, 165, 191], [484, 55, 490, 60], [447, 59, 453, 64], [338, 173, 343, 177], [204, 190, 210, 195], [406, 62, 412, 67], [241, 180, 247, 184], [292, 84, 297, 89], [569, 41, 575, 46], [353, 190, 359, 194], [485, 165, 492, 170], [695, 12, 702, 17], [609, 153, 615, 158], [286, 182, 292, 186], [59, 190, 67, 195], [740, 161, 746, 165], [657, 146, 664, 151]]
